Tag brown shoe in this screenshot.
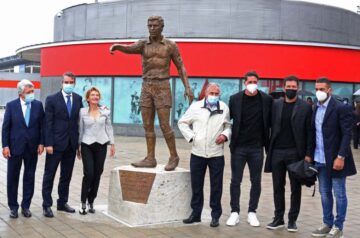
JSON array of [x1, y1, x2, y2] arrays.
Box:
[[164, 156, 179, 171], [131, 157, 157, 168]]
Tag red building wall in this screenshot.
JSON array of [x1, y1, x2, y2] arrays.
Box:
[[40, 42, 360, 83]]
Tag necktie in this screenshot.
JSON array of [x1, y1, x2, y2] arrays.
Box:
[[66, 95, 72, 117], [25, 102, 31, 127]]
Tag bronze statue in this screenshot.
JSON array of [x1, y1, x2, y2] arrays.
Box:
[[110, 16, 194, 171]]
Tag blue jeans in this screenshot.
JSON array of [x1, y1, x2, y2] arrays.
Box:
[[316, 162, 347, 230]]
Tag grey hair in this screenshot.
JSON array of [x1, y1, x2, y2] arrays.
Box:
[[17, 79, 34, 94], [206, 82, 221, 94]]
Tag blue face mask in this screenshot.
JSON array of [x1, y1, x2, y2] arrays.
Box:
[[207, 95, 219, 105], [63, 84, 75, 94], [25, 93, 35, 103]]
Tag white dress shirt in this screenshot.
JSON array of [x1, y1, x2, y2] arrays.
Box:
[[20, 98, 30, 118], [61, 90, 73, 105]]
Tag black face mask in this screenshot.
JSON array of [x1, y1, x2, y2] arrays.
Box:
[[285, 89, 297, 99]]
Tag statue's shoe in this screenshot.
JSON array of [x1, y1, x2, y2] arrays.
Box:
[[164, 156, 179, 171], [131, 157, 157, 168]]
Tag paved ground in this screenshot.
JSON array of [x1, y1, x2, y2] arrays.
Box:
[[0, 119, 359, 237]]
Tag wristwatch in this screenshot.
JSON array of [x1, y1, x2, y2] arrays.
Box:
[[337, 155, 345, 161]]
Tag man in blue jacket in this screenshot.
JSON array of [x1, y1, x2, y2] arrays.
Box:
[[42, 72, 83, 217], [2, 79, 44, 218], [311, 77, 357, 238]]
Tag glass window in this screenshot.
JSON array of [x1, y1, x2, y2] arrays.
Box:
[[174, 78, 206, 123], [113, 77, 171, 125], [74, 77, 112, 108], [302, 81, 316, 103], [332, 82, 353, 105], [113, 77, 143, 124]]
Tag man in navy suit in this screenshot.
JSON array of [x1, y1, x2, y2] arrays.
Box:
[[311, 78, 357, 238], [42, 72, 83, 217], [2, 79, 44, 218]]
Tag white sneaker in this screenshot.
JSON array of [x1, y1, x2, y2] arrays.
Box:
[[247, 212, 260, 227], [226, 212, 240, 226]]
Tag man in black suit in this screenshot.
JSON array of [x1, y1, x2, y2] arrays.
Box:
[[2, 79, 44, 218], [265, 76, 314, 232], [226, 71, 272, 227], [311, 78, 357, 238], [42, 72, 83, 217]]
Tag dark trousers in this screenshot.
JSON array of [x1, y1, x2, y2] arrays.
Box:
[[190, 154, 224, 219], [230, 146, 263, 213], [80, 142, 107, 204], [353, 126, 360, 149], [42, 143, 76, 208], [7, 144, 38, 210], [271, 148, 302, 222]]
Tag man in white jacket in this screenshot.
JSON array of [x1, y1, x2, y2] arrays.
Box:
[[178, 83, 231, 228]]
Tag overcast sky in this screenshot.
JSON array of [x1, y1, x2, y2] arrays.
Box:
[[0, 0, 359, 58]]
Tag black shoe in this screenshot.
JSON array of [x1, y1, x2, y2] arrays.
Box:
[[79, 203, 87, 215], [87, 203, 95, 214], [287, 221, 298, 232], [21, 208, 32, 218], [210, 218, 219, 227], [43, 207, 54, 218], [9, 209, 18, 219], [183, 214, 201, 224], [57, 204, 75, 213], [266, 217, 285, 230]]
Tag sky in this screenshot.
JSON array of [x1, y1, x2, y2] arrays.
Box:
[[0, 0, 359, 58]]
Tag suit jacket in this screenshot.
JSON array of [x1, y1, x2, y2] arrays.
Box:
[[313, 97, 357, 177], [2, 98, 44, 156], [44, 91, 83, 151], [229, 90, 272, 153], [264, 98, 314, 172]]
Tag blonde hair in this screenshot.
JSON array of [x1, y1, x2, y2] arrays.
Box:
[[85, 86, 101, 104]]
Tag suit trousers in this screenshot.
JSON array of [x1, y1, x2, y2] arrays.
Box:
[[42, 143, 76, 208], [271, 148, 302, 222], [190, 153, 224, 219], [230, 146, 264, 213], [80, 142, 107, 204], [7, 144, 38, 210]]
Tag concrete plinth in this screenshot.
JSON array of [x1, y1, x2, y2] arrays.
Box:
[[108, 165, 192, 227]]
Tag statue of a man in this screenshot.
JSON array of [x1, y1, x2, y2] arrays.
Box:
[[110, 16, 194, 171]]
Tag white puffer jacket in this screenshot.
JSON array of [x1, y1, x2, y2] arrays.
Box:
[[178, 99, 231, 158]]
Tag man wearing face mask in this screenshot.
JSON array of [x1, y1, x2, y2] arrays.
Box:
[[178, 83, 231, 227], [2, 79, 44, 218], [42, 72, 83, 217], [226, 71, 272, 227], [264, 76, 314, 232], [311, 77, 356, 238]]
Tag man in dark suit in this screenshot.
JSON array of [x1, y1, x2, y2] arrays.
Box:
[[226, 71, 272, 227], [264, 76, 314, 232], [311, 78, 357, 238], [42, 72, 83, 217], [2, 79, 44, 218]]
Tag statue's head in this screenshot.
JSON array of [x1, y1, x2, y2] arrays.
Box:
[[148, 16, 164, 37]]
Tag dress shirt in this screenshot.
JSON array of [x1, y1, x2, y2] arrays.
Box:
[[20, 98, 30, 118], [314, 96, 331, 164], [61, 90, 73, 104]]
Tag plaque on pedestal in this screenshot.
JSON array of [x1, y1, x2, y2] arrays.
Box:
[[108, 165, 192, 227]]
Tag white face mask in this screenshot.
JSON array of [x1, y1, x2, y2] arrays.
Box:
[[316, 91, 328, 102], [246, 83, 258, 94]]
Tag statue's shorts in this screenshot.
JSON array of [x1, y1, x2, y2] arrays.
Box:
[[141, 79, 172, 109]]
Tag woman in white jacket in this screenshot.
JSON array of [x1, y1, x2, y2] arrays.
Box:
[[178, 83, 231, 227]]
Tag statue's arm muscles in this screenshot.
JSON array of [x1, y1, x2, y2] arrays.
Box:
[[171, 43, 189, 87], [110, 40, 144, 54]]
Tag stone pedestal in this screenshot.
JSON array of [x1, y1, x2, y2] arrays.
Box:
[[108, 165, 192, 227]]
